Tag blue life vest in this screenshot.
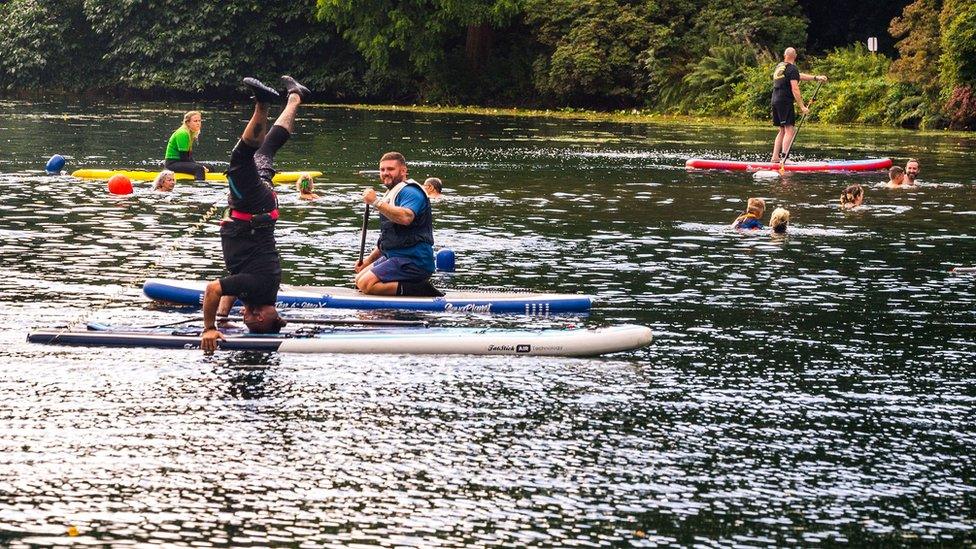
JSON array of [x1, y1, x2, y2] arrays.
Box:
[[377, 181, 433, 253]]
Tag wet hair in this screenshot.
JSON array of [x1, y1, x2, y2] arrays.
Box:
[[769, 207, 790, 234], [380, 151, 406, 165], [906, 158, 919, 166], [423, 177, 443, 193], [840, 184, 863, 207], [889, 165, 905, 179], [746, 197, 766, 217], [153, 170, 176, 190]]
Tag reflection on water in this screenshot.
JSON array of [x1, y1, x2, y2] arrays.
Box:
[[0, 102, 974, 545]]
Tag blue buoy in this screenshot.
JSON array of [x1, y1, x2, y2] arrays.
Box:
[[436, 248, 456, 272], [45, 154, 65, 174]]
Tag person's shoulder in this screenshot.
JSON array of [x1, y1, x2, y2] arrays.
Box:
[[399, 183, 427, 201]]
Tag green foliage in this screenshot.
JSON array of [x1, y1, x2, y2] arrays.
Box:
[[0, 0, 107, 91], [679, 41, 759, 113], [525, 0, 659, 105], [725, 62, 776, 119], [689, 0, 807, 58], [939, 0, 976, 90], [0, 0, 972, 131]]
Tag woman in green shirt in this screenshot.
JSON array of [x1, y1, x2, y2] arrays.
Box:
[[164, 110, 208, 179]]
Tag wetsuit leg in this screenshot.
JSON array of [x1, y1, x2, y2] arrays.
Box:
[[164, 160, 206, 180], [254, 125, 291, 182]]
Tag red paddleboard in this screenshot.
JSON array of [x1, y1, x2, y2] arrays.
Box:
[[685, 157, 892, 172]]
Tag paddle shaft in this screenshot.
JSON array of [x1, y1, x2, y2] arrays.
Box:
[[781, 80, 824, 164], [141, 316, 426, 328], [359, 204, 370, 264]]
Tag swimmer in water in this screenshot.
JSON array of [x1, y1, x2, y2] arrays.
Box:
[[769, 207, 790, 234], [840, 184, 864, 209], [296, 173, 319, 200], [153, 170, 176, 192], [732, 197, 766, 230]]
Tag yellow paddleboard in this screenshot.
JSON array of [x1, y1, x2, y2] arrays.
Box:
[[70, 169, 321, 185]]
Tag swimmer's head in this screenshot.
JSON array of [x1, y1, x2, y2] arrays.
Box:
[[746, 197, 766, 217], [769, 207, 790, 234], [296, 173, 315, 194], [840, 184, 864, 208], [154, 170, 176, 192]]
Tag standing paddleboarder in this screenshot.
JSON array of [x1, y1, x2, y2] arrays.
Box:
[[200, 75, 311, 352], [770, 47, 827, 164]]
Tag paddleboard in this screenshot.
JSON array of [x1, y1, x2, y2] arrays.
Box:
[[71, 169, 321, 185], [27, 323, 652, 356], [685, 157, 892, 172], [143, 278, 595, 314]]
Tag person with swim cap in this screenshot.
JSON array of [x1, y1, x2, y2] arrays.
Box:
[[164, 111, 209, 180], [732, 197, 766, 230], [905, 159, 920, 183], [423, 177, 443, 198], [771, 47, 827, 164], [355, 152, 441, 296], [153, 170, 176, 192], [200, 75, 311, 352], [296, 173, 319, 200]]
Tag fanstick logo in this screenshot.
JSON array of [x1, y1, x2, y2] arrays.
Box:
[[487, 344, 532, 353]]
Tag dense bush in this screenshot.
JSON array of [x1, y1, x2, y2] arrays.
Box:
[[0, 0, 972, 130]]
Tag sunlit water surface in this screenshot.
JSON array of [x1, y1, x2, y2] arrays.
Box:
[[0, 101, 974, 545]]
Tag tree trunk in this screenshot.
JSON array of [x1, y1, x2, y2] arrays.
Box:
[[465, 23, 493, 73]]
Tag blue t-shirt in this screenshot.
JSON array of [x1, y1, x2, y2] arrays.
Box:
[[384, 185, 435, 273]]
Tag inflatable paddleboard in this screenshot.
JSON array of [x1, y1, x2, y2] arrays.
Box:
[[685, 158, 892, 172], [143, 279, 594, 314], [71, 169, 321, 185], [27, 323, 652, 357]]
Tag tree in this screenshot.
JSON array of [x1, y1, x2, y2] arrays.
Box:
[[0, 0, 107, 92], [316, 0, 520, 75], [939, 0, 976, 128]]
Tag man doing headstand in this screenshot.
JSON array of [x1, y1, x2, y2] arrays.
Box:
[[201, 75, 310, 351]]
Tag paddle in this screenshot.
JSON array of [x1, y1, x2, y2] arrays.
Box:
[[358, 203, 370, 266], [780, 79, 824, 172], [139, 316, 426, 329]]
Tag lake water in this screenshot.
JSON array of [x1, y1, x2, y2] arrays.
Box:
[[1, 100, 974, 545]]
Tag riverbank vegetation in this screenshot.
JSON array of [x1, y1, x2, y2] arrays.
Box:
[[0, 0, 972, 130]]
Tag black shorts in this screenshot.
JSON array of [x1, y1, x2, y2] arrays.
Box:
[[772, 102, 796, 127], [219, 272, 281, 307]]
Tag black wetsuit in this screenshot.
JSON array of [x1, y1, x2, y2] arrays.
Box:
[[218, 125, 290, 306]]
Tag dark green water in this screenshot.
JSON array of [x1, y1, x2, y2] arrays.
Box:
[[1, 100, 974, 545]]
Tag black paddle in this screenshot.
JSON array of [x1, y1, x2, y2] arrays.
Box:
[[358, 203, 370, 266], [780, 79, 825, 172], [138, 316, 426, 329]]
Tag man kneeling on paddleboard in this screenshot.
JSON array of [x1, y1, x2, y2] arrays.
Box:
[[355, 152, 442, 297], [201, 75, 311, 352]]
